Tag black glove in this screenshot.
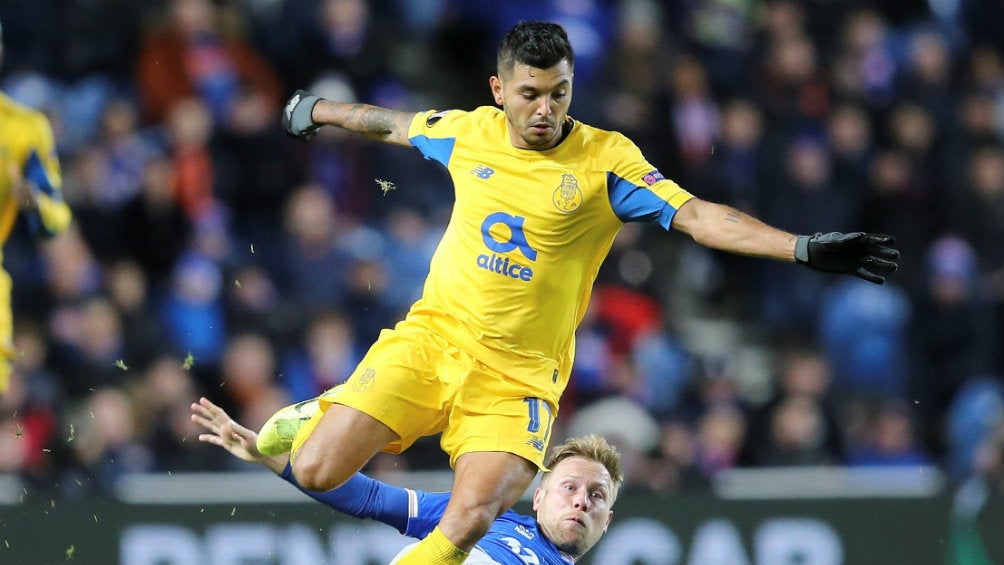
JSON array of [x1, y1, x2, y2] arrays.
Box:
[[282, 89, 324, 138], [795, 232, 899, 284]]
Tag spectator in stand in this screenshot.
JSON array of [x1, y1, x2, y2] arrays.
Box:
[[279, 310, 361, 402], [630, 322, 696, 420], [217, 331, 288, 432], [163, 98, 217, 222], [340, 256, 397, 347], [214, 81, 299, 245], [158, 250, 227, 386], [758, 395, 837, 466], [694, 404, 747, 479], [833, 7, 898, 110], [706, 98, 767, 217], [753, 30, 829, 133], [565, 300, 618, 413], [826, 103, 873, 208], [134, 354, 222, 472], [946, 377, 1004, 482], [861, 146, 934, 288], [63, 386, 153, 494], [274, 183, 353, 323], [594, 1, 676, 172], [900, 29, 956, 131], [120, 155, 193, 291], [104, 259, 162, 371], [757, 135, 858, 336], [911, 235, 999, 456], [382, 207, 441, 317], [846, 400, 932, 468], [223, 262, 285, 344], [942, 92, 1001, 195], [744, 345, 844, 466], [639, 419, 707, 493], [135, 0, 282, 127], [949, 145, 1004, 367], [818, 277, 912, 400], [667, 53, 721, 186], [271, 0, 396, 102]]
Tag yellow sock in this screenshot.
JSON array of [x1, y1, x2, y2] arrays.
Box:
[[394, 527, 469, 565]]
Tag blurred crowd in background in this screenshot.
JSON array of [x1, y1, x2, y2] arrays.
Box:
[[1, 0, 1004, 500]]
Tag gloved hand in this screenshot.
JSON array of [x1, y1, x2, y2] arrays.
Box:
[[282, 89, 324, 138], [795, 232, 899, 284]]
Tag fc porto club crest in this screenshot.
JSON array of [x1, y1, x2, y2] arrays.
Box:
[[351, 368, 376, 392], [552, 173, 582, 213]]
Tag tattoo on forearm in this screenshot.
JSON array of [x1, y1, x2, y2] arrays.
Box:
[[725, 210, 744, 224], [343, 104, 405, 137]]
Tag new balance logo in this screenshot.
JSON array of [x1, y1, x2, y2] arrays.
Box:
[[472, 165, 495, 179]]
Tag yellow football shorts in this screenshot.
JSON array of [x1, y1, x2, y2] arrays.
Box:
[[292, 321, 558, 470]]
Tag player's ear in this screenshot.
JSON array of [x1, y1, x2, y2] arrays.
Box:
[[489, 76, 504, 106], [603, 510, 613, 532], [531, 487, 543, 511]]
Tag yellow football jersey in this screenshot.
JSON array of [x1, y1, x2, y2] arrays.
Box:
[[404, 106, 693, 400], [0, 91, 71, 247]]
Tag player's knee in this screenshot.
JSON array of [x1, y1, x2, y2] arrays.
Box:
[[440, 501, 502, 547], [291, 450, 346, 491]]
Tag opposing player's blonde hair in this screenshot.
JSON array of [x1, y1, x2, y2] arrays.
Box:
[[543, 434, 624, 504]]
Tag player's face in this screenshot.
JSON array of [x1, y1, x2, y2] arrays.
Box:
[[532, 456, 614, 558], [490, 59, 573, 151]]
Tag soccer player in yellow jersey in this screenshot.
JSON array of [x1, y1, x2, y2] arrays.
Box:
[[0, 21, 72, 394], [273, 21, 899, 565]]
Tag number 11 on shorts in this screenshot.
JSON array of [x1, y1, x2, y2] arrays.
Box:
[[523, 397, 553, 450]]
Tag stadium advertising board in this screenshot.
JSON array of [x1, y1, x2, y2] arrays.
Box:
[[0, 492, 956, 565]]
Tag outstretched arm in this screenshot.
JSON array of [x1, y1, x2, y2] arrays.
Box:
[[672, 198, 899, 284], [671, 198, 798, 261], [282, 89, 417, 146], [191, 397, 289, 473], [190, 397, 431, 534]]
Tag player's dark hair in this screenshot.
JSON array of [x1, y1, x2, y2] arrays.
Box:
[[497, 21, 574, 77]]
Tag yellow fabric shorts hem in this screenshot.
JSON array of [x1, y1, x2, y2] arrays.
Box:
[[293, 325, 559, 470]]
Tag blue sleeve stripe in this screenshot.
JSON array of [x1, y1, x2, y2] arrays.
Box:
[[403, 490, 452, 539], [24, 150, 58, 198], [607, 172, 675, 229], [409, 135, 457, 167]]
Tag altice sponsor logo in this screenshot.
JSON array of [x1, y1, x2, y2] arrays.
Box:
[[476, 253, 533, 280], [478, 212, 537, 281]]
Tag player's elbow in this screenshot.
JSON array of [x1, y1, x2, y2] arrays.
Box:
[[681, 219, 722, 250], [673, 199, 738, 251]]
